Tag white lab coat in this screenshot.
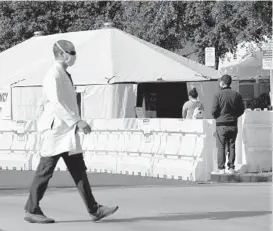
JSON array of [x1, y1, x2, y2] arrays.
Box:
[[37, 62, 82, 157]]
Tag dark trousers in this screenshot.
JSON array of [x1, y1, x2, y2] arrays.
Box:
[[216, 126, 238, 170], [25, 153, 98, 214]]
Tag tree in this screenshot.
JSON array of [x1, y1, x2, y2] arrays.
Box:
[[0, 1, 63, 52], [234, 1, 272, 43], [65, 1, 124, 31], [182, 1, 272, 69], [0, 1, 124, 52], [250, 93, 271, 110], [0, 1, 271, 64], [117, 1, 187, 51], [183, 1, 241, 69]]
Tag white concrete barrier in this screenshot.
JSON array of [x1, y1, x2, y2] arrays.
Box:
[[0, 118, 218, 181], [152, 120, 216, 181], [117, 152, 153, 176], [10, 118, 273, 181], [88, 152, 117, 174], [236, 110, 273, 173], [10, 132, 27, 152], [0, 121, 36, 170], [82, 132, 96, 151], [0, 153, 32, 170], [1, 115, 271, 177], [31, 154, 40, 171], [83, 119, 217, 181]]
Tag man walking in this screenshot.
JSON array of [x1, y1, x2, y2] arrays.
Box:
[[211, 75, 245, 174], [24, 40, 118, 223]]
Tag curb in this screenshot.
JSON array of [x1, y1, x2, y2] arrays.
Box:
[[211, 173, 272, 183], [0, 170, 199, 190], [1, 170, 271, 190]]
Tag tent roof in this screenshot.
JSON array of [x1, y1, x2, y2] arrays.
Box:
[[0, 27, 221, 87], [219, 51, 270, 79], [219, 49, 270, 79]]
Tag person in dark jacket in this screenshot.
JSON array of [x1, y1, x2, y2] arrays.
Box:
[[211, 75, 245, 174]]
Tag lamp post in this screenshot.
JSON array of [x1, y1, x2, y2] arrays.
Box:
[[10, 79, 25, 120]]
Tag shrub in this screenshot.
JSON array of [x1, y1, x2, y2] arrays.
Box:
[[249, 93, 271, 110]]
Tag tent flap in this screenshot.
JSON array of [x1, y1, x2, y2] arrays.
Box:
[[82, 84, 137, 119]]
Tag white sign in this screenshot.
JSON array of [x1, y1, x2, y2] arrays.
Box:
[[205, 47, 215, 67], [262, 42, 273, 70], [0, 87, 11, 119]]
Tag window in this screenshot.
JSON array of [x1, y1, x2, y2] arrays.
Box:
[[239, 83, 254, 100]]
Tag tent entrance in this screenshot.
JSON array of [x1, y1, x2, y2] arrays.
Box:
[[136, 82, 188, 118]]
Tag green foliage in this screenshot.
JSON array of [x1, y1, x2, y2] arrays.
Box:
[[119, 1, 186, 51], [0, 1, 124, 52], [182, 1, 272, 69], [0, 0, 272, 64], [182, 1, 236, 68], [249, 93, 271, 110], [234, 1, 272, 43]]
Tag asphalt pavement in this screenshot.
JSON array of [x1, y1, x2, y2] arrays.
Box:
[[0, 171, 271, 231]]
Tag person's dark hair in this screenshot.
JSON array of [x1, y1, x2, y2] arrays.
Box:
[[189, 87, 198, 99], [221, 74, 232, 86]]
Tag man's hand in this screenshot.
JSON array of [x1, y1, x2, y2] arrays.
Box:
[[76, 120, 91, 134]]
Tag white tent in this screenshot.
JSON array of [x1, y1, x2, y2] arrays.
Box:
[[0, 26, 221, 120], [10, 84, 137, 120], [0, 26, 220, 87], [218, 39, 271, 80], [219, 50, 270, 79]]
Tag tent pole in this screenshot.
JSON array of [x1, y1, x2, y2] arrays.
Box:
[[9, 79, 26, 120], [270, 69, 273, 106], [10, 84, 13, 120]]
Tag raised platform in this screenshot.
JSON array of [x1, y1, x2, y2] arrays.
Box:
[[211, 173, 272, 183]]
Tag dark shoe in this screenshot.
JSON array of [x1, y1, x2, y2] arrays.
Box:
[[24, 211, 55, 223], [90, 205, 119, 222]]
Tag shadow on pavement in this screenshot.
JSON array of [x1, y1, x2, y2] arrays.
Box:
[[57, 210, 271, 223]]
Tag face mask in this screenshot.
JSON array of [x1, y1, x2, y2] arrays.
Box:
[[65, 54, 76, 67], [55, 42, 76, 66]]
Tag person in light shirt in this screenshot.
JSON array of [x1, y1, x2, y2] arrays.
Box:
[[182, 88, 204, 119], [24, 40, 118, 224]]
